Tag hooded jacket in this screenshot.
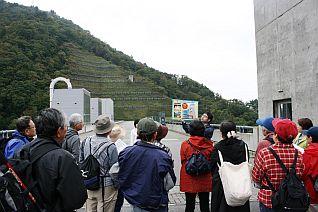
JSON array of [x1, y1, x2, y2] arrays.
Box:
[[4, 130, 32, 159], [302, 143, 318, 204], [22, 137, 87, 212], [180, 135, 213, 192], [62, 128, 80, 162]]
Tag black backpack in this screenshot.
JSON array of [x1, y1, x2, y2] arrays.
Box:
[[0, 142, 59, 211], [79, 138, 113, 191], [265, 147, 310, 212], [185, 140, 211, 176]]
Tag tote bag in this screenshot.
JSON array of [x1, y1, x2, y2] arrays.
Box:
[[217, 145, 252, 206]]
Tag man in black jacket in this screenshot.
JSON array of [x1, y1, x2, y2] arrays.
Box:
[[22, 108, 87, 211]]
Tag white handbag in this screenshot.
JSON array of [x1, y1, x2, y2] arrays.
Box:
[[217, 145, 252, 206]]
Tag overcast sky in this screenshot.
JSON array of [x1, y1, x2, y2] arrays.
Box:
[[8, 0, 258, 102]]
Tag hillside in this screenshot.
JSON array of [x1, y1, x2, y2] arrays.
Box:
[[0, 0, 257, 128]]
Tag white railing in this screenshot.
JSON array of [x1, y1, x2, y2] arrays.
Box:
[[165, 123, 260, 152]]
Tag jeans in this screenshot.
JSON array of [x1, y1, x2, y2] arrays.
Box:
[[185, 192, 209, 212], [259, 202, 274, 212]]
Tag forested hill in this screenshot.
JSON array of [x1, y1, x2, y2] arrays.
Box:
[[0, 0, 257, 128]]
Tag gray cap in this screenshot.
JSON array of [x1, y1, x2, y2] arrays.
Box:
[[94, 115, 115, 135], [137, 118, 158, 136]]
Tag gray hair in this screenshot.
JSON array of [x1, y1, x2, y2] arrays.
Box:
[[69, 113, 83, 128]]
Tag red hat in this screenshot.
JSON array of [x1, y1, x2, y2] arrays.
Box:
[[156, 125, 168, 141], [272, 119, 298, 141]]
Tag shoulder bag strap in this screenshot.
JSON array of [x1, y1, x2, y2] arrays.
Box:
[[268, 147, 288, 174], [92, 141, 108, 156], [89, 137, 92, 154], [290, 149, 298, 170], [264, 174, 276, 192], [217, 150, 224, 165], [186, 140, 202, 153], [244, 144, 249, 162], [30, 143, 60, 164], [105, 143, 115, 159]]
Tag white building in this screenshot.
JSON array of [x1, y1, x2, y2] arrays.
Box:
[[51, 88, 91, 124]]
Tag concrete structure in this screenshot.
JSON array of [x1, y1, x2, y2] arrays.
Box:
[[49, 77, 72, 108], [90, 98, 102, 123], [101, 98, 114, 120], [51, 88, 91, 124], [254, 0, 318, 122]]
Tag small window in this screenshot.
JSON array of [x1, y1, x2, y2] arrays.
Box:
[[273, 98, 292, 119]]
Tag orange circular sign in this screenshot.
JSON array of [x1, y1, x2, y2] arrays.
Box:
[[182, 103, 188, 109]]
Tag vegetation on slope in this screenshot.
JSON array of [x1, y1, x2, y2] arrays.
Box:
[[0, 0, 257, 128]]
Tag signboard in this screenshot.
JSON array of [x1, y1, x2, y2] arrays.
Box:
[[172, 99, 198, 120]]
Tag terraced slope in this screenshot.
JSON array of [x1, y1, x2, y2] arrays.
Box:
[[65, 44, 172, 120]]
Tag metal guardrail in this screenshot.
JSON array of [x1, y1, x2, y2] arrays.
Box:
[[0, 130, 16, 139], [165, 122, 254, 133]]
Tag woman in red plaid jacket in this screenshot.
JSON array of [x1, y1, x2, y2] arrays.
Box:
[[252, 119, 305, 211]]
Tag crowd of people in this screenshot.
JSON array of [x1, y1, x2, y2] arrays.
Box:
[[1, 108, 318, 212]]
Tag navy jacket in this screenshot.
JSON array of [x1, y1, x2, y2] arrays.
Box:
[[118, 140, 176, 210]]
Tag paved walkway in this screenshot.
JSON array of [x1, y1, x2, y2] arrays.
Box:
[[79, 185, 260, 212]]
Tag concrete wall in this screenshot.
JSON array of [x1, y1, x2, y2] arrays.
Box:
[[90, 98, 102, 124], [101, 98, 114, 120], [254, 0, 318, 123], [51, 88, 91, 123]]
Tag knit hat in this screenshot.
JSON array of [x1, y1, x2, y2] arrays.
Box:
[[272, 119, 298, 141]]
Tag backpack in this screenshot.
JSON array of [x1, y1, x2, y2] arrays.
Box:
[[79, 137, 113, 191], [0, 142, 59, 211], [185, 140, 211, 176], [264, 147, 310, 212], [217, 145, 252, 206]]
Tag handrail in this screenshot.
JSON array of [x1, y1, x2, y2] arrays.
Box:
[[0, 130, 16, 139]]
